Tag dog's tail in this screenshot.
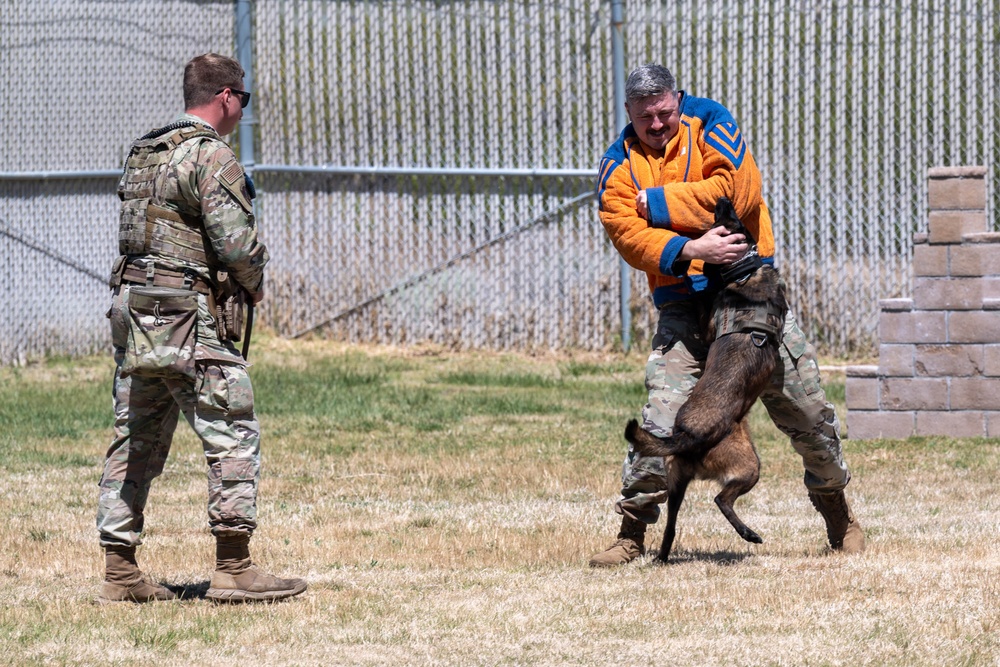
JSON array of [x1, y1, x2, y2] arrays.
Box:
[[624, 418, 677, 457]]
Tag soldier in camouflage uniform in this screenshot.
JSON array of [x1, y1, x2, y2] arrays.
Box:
[[97, 53, 306, 602], [589, 64, 864, 567]]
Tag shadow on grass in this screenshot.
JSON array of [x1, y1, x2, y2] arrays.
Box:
[[166, 579, 308, 604], [168, 580, 211, 600], [649, 549, 755, 566]]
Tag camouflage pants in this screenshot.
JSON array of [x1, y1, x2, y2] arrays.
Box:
[[617, 298, 850, 524], [97, 285, 260, 548]]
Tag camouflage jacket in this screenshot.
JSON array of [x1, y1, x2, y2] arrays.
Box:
[[117, 113, 268, 297]]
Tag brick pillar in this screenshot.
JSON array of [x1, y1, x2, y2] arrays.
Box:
[[846, 166, 1000, 438]]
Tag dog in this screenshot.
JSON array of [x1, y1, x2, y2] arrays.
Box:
[[625, 196, 788, 562]]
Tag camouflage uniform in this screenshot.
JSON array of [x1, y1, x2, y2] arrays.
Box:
[[617, 293, 849, 524], [97, 114, 268, 548]]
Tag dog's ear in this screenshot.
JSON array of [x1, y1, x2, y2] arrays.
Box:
[[714, 197, 741, 232]]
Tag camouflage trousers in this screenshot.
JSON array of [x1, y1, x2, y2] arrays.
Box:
[[617, 298, 850, 524], [97, 285, 260, 548]]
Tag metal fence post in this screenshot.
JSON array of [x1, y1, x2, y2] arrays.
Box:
[[235, 0, 256, 176], [611, 0, 630, 352]]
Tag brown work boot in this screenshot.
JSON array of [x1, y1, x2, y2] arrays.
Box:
[[206, 534, 307, 603], [98, 545, 176, 604], [588, 516, 647, 567], [809, 490, 865, 553]]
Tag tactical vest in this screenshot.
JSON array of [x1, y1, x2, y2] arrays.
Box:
[[117, 122, 220, 271]]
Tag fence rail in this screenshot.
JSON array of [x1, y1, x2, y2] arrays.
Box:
[[1, 0, 998, 364]]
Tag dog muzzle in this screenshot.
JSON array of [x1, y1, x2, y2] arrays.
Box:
[[719, 245, 763, 285]]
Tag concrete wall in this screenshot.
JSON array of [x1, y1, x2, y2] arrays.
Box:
[[846, 166, 1000, 438]]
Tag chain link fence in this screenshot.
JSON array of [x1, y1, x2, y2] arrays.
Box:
[[252, 0, 617, 349], [2, 0, 998, 364]]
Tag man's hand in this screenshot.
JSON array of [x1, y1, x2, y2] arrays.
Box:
[[679, 226, 748, 264], [635, 189, 747, 264], [252, 284, 265, 305], [635, 191, 649, 219]]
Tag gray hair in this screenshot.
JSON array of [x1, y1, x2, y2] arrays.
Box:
[[625, 64, 677, 105]]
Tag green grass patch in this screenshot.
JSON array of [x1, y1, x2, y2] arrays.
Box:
[[253, 352, 629, 439], [0, 362, 111, 471], [435, 370, 563, 388], [0, 375, 109, 440]]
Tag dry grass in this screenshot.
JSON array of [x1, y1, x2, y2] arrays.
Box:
[[0, 338, 998, 666]]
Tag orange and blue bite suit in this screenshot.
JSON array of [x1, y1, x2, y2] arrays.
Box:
[[598, 93, 775, 307]]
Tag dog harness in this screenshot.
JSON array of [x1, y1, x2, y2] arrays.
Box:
[[711, 242, 784, 347], [713, 288, 785, 347]]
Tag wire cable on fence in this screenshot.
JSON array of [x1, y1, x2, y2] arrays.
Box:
[[0, 217, 107, 284], [290, 190, 598, 339]]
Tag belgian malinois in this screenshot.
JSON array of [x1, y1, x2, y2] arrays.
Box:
[[626, 196, 788, 562]]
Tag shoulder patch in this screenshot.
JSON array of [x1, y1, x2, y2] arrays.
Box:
[[219, 159, 243, 185], [215, 159, 253, 213], [705, 122, 747, 170]]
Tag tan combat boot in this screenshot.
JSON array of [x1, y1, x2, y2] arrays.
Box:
[[588, 516, 647, 567], [206, 534, 307, 603], [98, 545, 177, 604], [809, 490, 865, 553]]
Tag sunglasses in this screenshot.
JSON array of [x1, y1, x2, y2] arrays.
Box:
[[216, 87, 251, 108]]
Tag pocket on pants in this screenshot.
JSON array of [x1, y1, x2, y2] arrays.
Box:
[[197, 362, 254, 417], [781, 322, 808, 361], [220, 456, 258, 483], [780, 322, 823, 399], [121, 287, 198, 379]]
